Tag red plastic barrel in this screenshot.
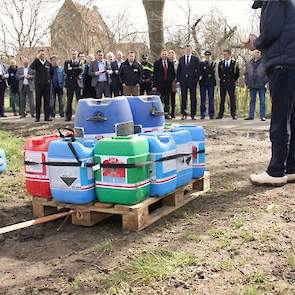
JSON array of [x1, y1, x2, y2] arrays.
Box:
[[24, 134, 59, 198]]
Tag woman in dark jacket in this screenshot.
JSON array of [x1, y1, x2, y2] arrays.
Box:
[[244, 50, 268, 121], [7, 60, 19, 116]]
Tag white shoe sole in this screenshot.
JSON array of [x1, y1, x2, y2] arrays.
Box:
[[250, 178, 287, 187]]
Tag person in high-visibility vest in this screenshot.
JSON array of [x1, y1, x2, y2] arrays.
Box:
[[140, 54, 154, 95]]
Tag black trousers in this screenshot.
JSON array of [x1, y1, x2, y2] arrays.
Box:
[[170, 91, 176, 116], [267, 68, 295, 177], [111, 82, 123, 97], [0, 83, 5, 116], [35, 84, 50, 121], [140, 82, 152, 95], [159, 82, 172, 114], [180, 81, 197, 117], [66, 87, 81, 120], [219, 83, 237, 118]]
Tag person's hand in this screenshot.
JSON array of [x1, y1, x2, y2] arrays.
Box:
[[243, 34, 257, 51], [122, 83, 126, 87], [95, 71, 100, 76], [152, 87, 157, 92]]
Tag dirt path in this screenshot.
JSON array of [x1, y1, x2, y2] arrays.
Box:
[[0, 123, 294, 295]]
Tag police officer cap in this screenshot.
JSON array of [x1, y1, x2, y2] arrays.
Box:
[[252, 0, 263, 9], [142, 54, 148, 60], [204, 50, 212, 56]]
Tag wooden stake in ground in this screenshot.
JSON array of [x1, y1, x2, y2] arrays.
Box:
[[0, 211, 73, 235]]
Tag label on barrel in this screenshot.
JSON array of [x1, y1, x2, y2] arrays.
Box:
[[101, 156, 127, 184], [25, 151, 45, 174]]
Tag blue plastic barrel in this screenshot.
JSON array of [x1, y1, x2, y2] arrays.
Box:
[[74, 98, 134, 139], [166, 129, 193, 187], [127, 96, 165, 133], [0, 149, 7, 175], [48, 138, 96, 204], [175, 125, 205, 179], [140, 133, 177, 197]]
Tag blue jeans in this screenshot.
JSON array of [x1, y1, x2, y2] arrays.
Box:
[[249, 88, 266, 119], [200, 86, 215, 118], [50, 84, 64, 117]]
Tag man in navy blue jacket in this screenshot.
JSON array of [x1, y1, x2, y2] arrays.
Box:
[[246, 0, 295, 186], [177, 45, 200, 120]]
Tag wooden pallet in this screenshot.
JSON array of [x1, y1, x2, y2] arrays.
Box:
[[32, 172, 210, 231]]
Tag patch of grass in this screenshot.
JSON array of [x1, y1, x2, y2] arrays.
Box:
[[183, 230, 201, 242], [72, 276, 82, 290], [232, 218, 245, 230], [95, 239, 113, 254], [286, 253, 295, 268], [252, 271, 265, 285], [208, 228, 227, 239], [104, 248, 198, 291], [219, 259, 233, 271], [244, 285, 259, 295], [218, 238, 232, 250], [240, 230, 255, 243], [0, 130, 25, 172], [259, 231, 269, 243]]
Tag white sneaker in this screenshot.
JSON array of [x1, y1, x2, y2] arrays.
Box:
[[286, 173, 295, 183], [249, 171, 287, 187]]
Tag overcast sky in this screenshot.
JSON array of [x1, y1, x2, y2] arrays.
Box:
[[91, 0, 255, 32]]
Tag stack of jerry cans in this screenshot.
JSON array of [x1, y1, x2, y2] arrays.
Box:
[[140, 133, 177, 197], [0, 149, 7, 175], [74, 98, 134, 139], [127, 96, 165, 133], [24, 134, 59, 198], [94, 136, 150, 205], [175, 125, 205, 179], [166, 129, 193, 187], [48, 137, 96, 204]]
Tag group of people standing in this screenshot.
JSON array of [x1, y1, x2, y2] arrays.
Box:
[[0, 44, 268, 122]]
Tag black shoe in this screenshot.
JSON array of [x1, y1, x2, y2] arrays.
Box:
[[216, 115, 223, 119], [171, 114, 175, 119], [20, 115, 26, 118], [45, 118, 53, 122], [245, 117, 254, 120], [165, 114, 172, 120], [200, 116, 205, 120], [181, 115, 187, 120], [13, 112, 18, 116], [51, 114, 56, 118], [65, 118, 71, 122], [31, 114, 35, 118], [60, 114, 65, 118], [232, 116, 237, 120], [261, 117, 266, 121], [191, 116, 196, 121], [35, 119, 40, 122], [0, 114, 7, 117], [210, 116, 215, 120]]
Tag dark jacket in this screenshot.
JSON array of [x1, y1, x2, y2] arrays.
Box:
[[119, 60, 142, 86], [253, 0, 295, 70], [153, 58, 175, 89], [218, 60, 240, 85], [141, 61, 153, 84], [64, 59, 83, 89], [110, 60, 123, 87], [244, 58, 268, 89], [7, 66, 18, 93], [30, 58, 51, 88], [199, 61, 217, 87], [177, 55, 200, 84]]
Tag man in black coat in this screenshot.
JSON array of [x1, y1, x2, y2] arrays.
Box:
[[64, 49, 83, 121], [246, 0, 295, 186], [30, 48, 52, 122], [177, 45, 200, 120], [153, 49, 176, 120], [217, 49, 240, 120], [199, 50, 217, 119]]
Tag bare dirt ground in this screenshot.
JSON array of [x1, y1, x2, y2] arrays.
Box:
[[0, 119, 294, 295]]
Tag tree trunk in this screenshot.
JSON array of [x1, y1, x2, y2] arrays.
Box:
[[142, 0, 165, 61]]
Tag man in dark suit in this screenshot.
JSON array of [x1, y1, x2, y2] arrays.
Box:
[[217, 49, 240, 120], [110, 51, 123, 97], [177, 45, 200, 120], [30, 48, 52, 122], [64, 49, 83, 121], [199, 50, 217, 119], [153, 49, 175, 120]]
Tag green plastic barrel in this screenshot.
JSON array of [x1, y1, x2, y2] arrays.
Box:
[[94, 136, 150, 205]]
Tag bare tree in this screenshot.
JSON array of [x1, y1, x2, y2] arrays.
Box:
[[142, 0, 165, 61], [0, 0, 55, 55]]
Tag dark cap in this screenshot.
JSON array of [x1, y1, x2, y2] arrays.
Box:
[[142, 54, 148, 60], [252, 1, 263, 9], [204, 50, 212, 56]]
